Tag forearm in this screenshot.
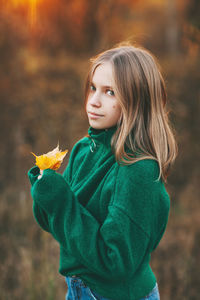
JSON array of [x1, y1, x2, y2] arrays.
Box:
[[33, 200, 50, 232]]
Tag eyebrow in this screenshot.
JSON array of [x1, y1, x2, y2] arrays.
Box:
[[91, 81, 114, 89]]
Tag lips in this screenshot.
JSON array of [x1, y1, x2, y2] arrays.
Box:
[[88, 111, 103, 117]]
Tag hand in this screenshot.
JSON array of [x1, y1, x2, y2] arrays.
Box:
[[38, 169, 44, 180]]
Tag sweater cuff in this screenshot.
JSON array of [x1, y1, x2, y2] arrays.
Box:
[[31, 168, 67, 215], [28, 166, 40, 186]]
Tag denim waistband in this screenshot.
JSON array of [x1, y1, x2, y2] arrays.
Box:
[[66, 276, 159, 300]]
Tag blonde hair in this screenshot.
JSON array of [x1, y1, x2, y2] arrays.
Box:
[[84, 43, 178, 182]]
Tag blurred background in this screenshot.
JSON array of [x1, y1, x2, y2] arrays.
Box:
[[0, 0, 199, 299]]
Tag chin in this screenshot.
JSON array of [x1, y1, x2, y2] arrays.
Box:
[[88, 121, 105, 129], [90, 124, 105, 129]]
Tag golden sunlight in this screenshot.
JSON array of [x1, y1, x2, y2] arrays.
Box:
[[10, 0, 42, 26]]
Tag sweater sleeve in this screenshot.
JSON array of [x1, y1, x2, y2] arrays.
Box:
[[28, 165, 153, 280], [28, 166, 50, 232]]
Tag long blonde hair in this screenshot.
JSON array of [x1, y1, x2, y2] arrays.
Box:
[[84, 43, 178, 182]]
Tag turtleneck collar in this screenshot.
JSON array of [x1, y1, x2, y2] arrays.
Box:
[[88, 125, 117, 150]]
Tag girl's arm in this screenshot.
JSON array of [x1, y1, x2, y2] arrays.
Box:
[[27, 139, 79, 232], [27, 162, 163, 280], [28, 166, 50, 232]]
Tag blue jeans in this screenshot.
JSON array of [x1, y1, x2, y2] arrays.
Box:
[[65, 276, 160, 300]]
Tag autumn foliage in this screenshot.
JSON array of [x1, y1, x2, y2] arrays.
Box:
[[0, 0, 199, 299], [31, 145, 68, 170]]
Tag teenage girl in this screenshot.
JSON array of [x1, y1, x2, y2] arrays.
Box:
[[28, 44, 177, 300]]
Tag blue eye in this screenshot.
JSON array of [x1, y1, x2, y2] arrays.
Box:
[[107, 89, 115, 96]]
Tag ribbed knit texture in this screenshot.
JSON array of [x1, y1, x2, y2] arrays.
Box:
[[28, 125, 170, 300]]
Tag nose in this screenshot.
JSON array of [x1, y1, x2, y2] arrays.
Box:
[[88, 91, 101, 107]]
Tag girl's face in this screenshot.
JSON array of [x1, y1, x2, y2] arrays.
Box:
[[86, 62, 122, 129]]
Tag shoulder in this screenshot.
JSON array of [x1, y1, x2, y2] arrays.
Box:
[[117, 159, 160, 184], [67, 135, 92, 164], [62, 136, 90, 178], [69, 136, 90, 156], [72, 136, 90, 148]]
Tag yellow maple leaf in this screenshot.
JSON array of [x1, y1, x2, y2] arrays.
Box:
[[31, 144, 68, 170]]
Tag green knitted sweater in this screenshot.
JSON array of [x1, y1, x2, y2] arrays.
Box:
[[28, 125, 170, 300]]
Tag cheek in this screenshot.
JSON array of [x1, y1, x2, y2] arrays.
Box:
[[85, 98, 90, 109], [112, 103, 121, 114], [112, 104, 120, 110]]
